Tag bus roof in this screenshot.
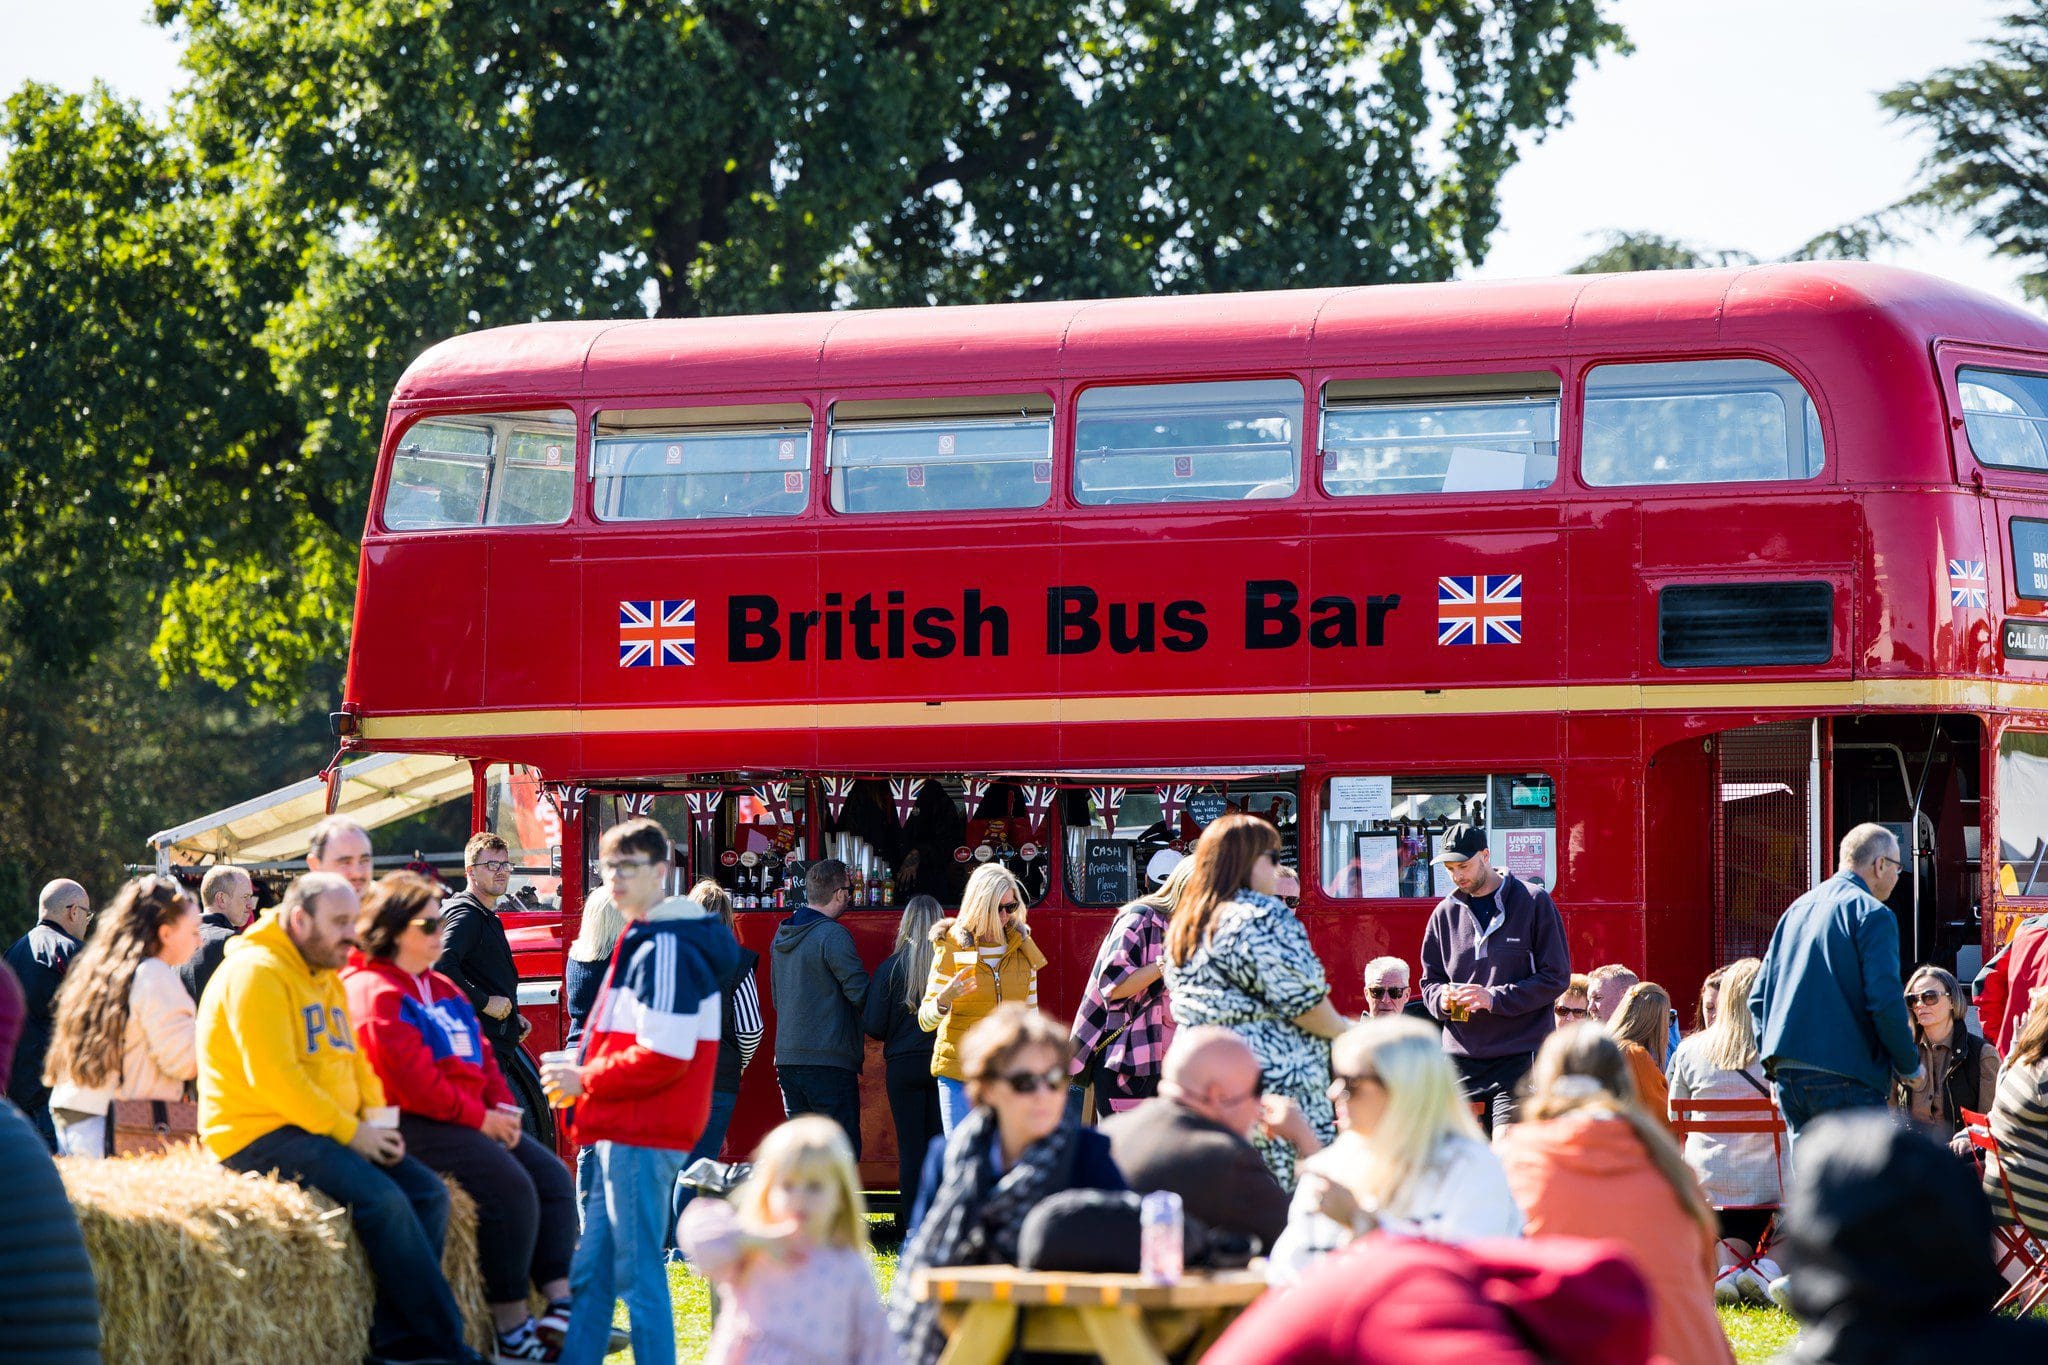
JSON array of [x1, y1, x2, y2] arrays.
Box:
[[391, 262, 2048, 404]]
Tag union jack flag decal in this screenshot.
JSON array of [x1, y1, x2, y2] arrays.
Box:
[[684, 789, 724, 839], [1438, 574, 1523, 647], [1089, 785, 1126, 830], [1949, 559, 1987, 609], [619, 793, 656, 817], [1156, 782, 1194, 831], [618, 599, 697, 668]]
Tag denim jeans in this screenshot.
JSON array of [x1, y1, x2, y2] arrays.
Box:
[[224, 1124, 468, 1362], [667, 1088, 740, 1248], [1771, 1067, 1889, 1150], [53, 1113, 107, 1159], [776, 1064, 862, 1159], [560, 1140, 689, 1365], [936, 1075, 974, 1134]]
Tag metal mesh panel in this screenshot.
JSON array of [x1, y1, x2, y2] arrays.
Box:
[[1713, 721, 1815, 962]]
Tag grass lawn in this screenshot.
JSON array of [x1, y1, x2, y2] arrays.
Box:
[[613, 1213, 1802, 1362]]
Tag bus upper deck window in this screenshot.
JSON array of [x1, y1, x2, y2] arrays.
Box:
[[1959, 368, 2048, 471], [1581, 359, 1824, 487], [1074, 379, 1303, 505], [1321, 376, 1559, 497], [828, 395, 1053, 515], [381, 408, 575, 530], [592, 406, 812, 522]]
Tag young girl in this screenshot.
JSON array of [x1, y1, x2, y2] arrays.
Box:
[[679, 1115, 899, 1365]]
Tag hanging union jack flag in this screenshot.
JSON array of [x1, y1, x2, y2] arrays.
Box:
[[1949, 559, 1988, 609], [618, 599, 697, 668], [1438, 574, 1522, 647]]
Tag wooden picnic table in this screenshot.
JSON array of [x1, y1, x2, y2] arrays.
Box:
[[911, 1264, 1268, 1365]]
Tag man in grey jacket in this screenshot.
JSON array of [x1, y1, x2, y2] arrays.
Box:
[[770, 858, 870, 1156]]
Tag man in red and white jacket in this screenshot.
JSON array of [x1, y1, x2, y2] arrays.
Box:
[[542, 818, 739, 1365]]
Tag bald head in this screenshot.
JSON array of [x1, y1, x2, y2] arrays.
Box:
[[1161, 1026, 1264, 1135], [37, 879, 91, 940]]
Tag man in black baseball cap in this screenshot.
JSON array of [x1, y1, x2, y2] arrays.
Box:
[[1418, 822, 1571, 1133]]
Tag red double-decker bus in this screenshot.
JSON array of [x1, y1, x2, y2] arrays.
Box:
[[340, 262, 2048, 1177]]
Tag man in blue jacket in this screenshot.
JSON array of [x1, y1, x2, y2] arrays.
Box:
[[1749, 822, 1922, 1146], [1419, 823, 1571, 1133]]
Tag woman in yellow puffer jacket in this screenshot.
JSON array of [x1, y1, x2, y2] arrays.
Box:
[[918, 864, 1047, 1133]]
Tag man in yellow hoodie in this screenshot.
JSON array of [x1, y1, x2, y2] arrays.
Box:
[[199, 872, 484, 1365]]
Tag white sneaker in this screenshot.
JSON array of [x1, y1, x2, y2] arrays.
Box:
[[1714, 1267, 1744, 1304], [1767, 1273, 1794, 1310], [1735, 1269, 1772, 1305]]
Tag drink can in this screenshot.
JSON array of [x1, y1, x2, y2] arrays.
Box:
[[1140, 1189, 1184, 1285]]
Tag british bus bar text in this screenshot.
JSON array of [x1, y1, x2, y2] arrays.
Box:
[[727, 580, 1404, 663]]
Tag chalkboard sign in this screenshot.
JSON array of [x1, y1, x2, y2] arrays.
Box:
[[1188, 790, 1230, 828], [1082, 839, 1136, 906]]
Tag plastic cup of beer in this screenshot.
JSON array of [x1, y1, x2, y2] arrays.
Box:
[[363, 1105, 400, 1130], [539, 1049, 576, 1106]]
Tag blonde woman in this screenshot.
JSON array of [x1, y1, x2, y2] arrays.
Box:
[[918, 865, 1045, 1133], [863, 895, 945, 1231], [1070, 858, 1196, 1116], [1497, 1025, 1735, 1365], [1165, 813, 1349, 1189], [44, 875, 202, 1158], [1667, 957, 1789, 1302], [1606, 980, 1676, 1132], [1267, 1015, 1522, 1284]]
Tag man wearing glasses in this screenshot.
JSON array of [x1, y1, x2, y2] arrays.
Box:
[[1750, 822, 1922, 1145], [180, 865, 258, 1004], [437, 833, 530, 1073], [4, 878, 93, 1148]]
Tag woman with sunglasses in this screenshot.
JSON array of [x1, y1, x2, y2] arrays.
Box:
[[890, 1004, 1124, 1365], [917, 864, 1047, 1134], [1166, 813, 1350, 1190], [1892, 964, 2000, 1151], [1267, 1015, 1522, 1285], [342, 872, 578, 1362], [44, 874, 202, 1158], [1553, 973, 1593, 1027]]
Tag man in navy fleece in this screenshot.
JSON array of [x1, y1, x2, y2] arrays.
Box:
[[1418, 823, 1571, 1133]]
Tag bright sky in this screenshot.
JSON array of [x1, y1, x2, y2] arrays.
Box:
[[1, 0, 2031, 308]]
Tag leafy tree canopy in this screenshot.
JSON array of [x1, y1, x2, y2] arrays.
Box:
[[1566, 215, 1902, 275]]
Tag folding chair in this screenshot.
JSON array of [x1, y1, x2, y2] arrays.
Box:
[[1669, 1095, 1789, 1287], [1961, 1107, 2048, 1314]]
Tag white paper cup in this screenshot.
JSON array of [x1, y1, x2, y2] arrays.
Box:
[[363, 1106, 400, 1130]]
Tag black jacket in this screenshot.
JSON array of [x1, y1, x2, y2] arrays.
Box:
[[1099, 1099, 1290, 1251], [435, 889, 522, 1053], [863, 949, 938, 1065], [178, 912, 242, 1004], [2, 922, 82, 1116], [1778, 1109, 2048, 1361], [1892, 1026, 1995, 1138], [563, 954, 605, 1052], [0, 1098, 102, 1361]]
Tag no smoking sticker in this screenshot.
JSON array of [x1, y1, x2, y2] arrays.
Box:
[[783, 472, 803, 493], [907, 464, 926, 488], [666, 444, 684, 466], [1172, 455, 1194, 479]]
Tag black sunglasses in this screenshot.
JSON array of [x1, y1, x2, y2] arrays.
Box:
[[999, 1067, 1067, 1095], [1906, 988, 1948, 1006], [410, 915, 445, 933], [1367, 986, 1407, 1000]]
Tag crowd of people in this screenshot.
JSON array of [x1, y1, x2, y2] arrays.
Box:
[[9, 811, 2048, 1363]]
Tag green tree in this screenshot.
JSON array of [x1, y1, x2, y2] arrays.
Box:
[[1566, 215, 1899, 274], [1883, 1, 2048, 302]]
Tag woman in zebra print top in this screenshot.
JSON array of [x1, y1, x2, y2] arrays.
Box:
[[1986, 991, 2048, 1237]]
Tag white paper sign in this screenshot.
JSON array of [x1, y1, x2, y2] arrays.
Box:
[[1442, 445, 1527, 492], [1357, 835, 1400, 898], [1328, 776, 1393, 824], [1430, 833, 1454, 897]]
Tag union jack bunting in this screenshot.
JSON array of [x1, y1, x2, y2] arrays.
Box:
[[684, 788, 724, 840], [619, 793, 656, 817], [751, 781, 793, 825], [1949, 559, 1988, 609], [888, 778, 924, 826], [820, 776, 857, 822], [618, 599, 697, 668], [961, 776, 991, 808], [1437, 574, 1522, 647], [1156, 782, 1194, 831], [1020, 783, 1059, 837], [1089, 785, 1126, 830], [541, 782, 587, 815]]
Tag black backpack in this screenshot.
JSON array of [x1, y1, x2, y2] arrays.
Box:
[[1015, 1189, 1257, 1273]]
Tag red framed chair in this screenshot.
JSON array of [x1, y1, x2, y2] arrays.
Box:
[[1669, 1095, 1789, 1288], [1960, 1107, 2048, 1314]]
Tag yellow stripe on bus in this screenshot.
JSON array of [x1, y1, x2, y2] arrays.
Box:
[[354, 677, 2048, 741]]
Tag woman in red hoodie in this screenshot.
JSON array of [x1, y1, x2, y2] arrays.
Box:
[[1496, 1023, 1734, 1365], [343, 873, 578, 1362]]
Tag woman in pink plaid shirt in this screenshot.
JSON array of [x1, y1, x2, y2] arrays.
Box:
[[1070, 859, 1195, 1115]]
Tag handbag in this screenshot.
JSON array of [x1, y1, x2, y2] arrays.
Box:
[[109, 1097, 200, 1157]]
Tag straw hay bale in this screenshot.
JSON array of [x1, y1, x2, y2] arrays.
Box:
[[59, 1143, 494, 1365]]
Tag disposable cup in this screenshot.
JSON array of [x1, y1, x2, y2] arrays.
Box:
[[363, 1106, 400, 1130]]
